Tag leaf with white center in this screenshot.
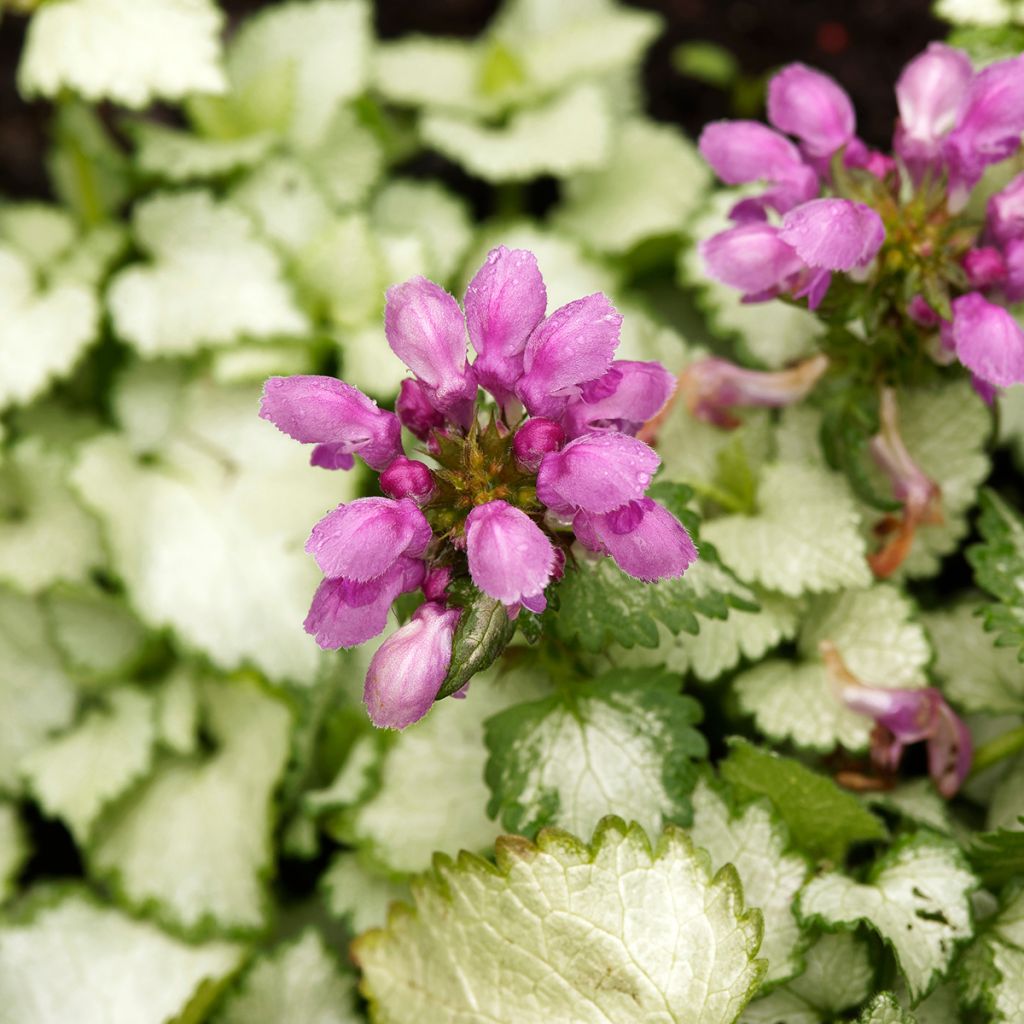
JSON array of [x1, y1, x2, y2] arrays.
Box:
[[421, 85, 612, 182], [210, 342, 318, 386], [18, 0, 226, 107], [154, 668, 200, 755], [0, 803, 27, 903], [22, 688, 155, 844], [133, 122, 276, 182], [0, 246, 97, 409], [484, 669, 706, 840], [936, 0, 1015, 25], [867, 381, 991, 579], [0, 588, 76, 794], [988, 752, 1024, 830], [45, 587, 150, 688], [680, 189, 820, 369], [304, 105, 384, 209], [720, 739, 886, 863], [961, 887, 1024, 1023], [736, 585, 930, 752], [0, 203, 75, 269], [354, 817, 766, 1024], [322, 852, 409, 934], [337, 323, 413, 399], [372, 37, 486, 116], [855, 993, 917, 1024], [702, 463, 870, 597], [865, 780, 954, 836], [73, 376, 352, 683], [0, 891, 244, 1024], [214, 930, 360, 1024], [740, 932, 874, 1023], [924, 603, 1024, 713], [230, 157, 334, 256], [0, 439, 103, 593], [798, 835, 976, 1004], [556, 118, 710, 253], [225, 0, 372, 149], [371, 180, 473, 283], [349, 668, 548, 874], [108, 191, 307, 356], [619, 589, 801, 682], [689, 779, 808, 984], [90, 677, 292, 933]]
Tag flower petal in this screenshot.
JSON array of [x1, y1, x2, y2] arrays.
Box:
[[767, 63, 856, 158], [306, 497, 432, 581], [779, 198, 885, 271], [699, 222, 805, 296], [465, 500, 555, 606], [949, 292, 1024, 388], [587, 498, 698, 582]]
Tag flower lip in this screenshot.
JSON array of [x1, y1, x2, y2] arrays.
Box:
[[767, 62, 856, 158]]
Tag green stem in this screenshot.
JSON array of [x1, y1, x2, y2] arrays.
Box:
[[969, 724, 1024, 778]]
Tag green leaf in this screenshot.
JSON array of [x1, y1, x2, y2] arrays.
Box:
[[0, 244, 98, 409], [797, 834, 977, 1004], [322, 852, 409, 934], [484, 669, 706, 840], [22, 687, 157, 845], [740, 932, 874, 1023], [18, 0, 227, 107], [988, 753, 1024, 831], [0, 802, 28, 904], [132, 123, 275, 182], [967, 489, 1024, 661], [864, 780, 954, 837], [855, 992, 917, 1024], [0, 588, 77, 795], [702, 463, 872, 597], [968, 819, 1024, 888], [72, 376, 354, 684], [672, 41, 740, 87], [720, 739, 886, 863], [554, 542, 754, 653], [89, 677, 293, 934], [0, 438, 104, 594], [924, 602, 1024, 713], [107, 190, 307, 356], [213, 930, 360, 1024], [689, 778, 809, 985], [735, 585, 931, 752], [960, 886, 1024, 1023], [420, 85, 612, 182], [353, 818, 766, 1024], [555, 118, 710, 254], [0, 890, 244, 1024], [44, 586, 150, 689], [438, 591, 517, 699], [348, 667, 548, 874]]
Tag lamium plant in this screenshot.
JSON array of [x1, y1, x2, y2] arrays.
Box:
[[2, 2, 1024, 1023]]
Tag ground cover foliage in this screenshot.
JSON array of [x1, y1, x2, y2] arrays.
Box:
[[0, 1, 1023, 1021]]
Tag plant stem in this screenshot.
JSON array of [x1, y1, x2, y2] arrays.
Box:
[[969, 724, 1024, 778]]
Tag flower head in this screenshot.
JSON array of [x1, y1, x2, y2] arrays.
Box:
[[260, 247, 697, 728]]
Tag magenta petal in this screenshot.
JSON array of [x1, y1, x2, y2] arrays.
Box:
[[779, 199, 885, 271], [843, 685, 939, 744], [516, 293, 623, 419], [260, 375, 402, 472], [1003, 237, 1024, 302], [767, 63, 856, 158], [945, 54, 1024, 191], [310, 445, 356, 471], [561, 360, 676, 439], [395, 378, 446, 441], [384, 277, 476, 411], [464, 247, 547, 402], [928, 700, 973, 798], [949, 293, 1024, 388], [700, 222, 805, 297], [513, 418, 565, 470], [306, 497, 432, 581], [380, 457, 435, 504], [536, 432, 660, 516], [363, 602, 461, 729], [698, 120, 819, 199], [894, 43, 973, 176], [987, 172, 1024, 246], [465, 500, 555, 606], [591, 498, 698, 582], [304, 557, 425, 650]]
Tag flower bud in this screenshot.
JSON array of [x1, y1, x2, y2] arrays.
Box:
[[963, 246, 1007, 289], [422, 565, 452, 602], [396, 378, 445, 440], [987, 172, 1024, 245], [380, 456, 434, 504], [513, 418, 565, 470], [363, 603, 461, 730]]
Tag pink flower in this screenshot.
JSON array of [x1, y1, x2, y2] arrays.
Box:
[[512, 417, 565, 471], [767, 63, 856, 159], [395, 378, 445, 440], [946, 292, 1024, 390], [363, 603, 461, 729], [536, 433, 660, 517], [778, 198, 885, 271], [465, 500, 555, 609], [987, 172, 1024, 246], [259, 376, 402, 472], [380, 457, 435, 504], [561, 361, 676, 439], [699, 222, 806, 299]]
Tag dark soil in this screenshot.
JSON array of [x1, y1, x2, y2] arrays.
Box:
[[0, 0, 946, 200]]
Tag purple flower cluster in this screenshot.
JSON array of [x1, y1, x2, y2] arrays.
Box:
[[260, 247, 696, 729], [698, 44, 1024, 399]]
